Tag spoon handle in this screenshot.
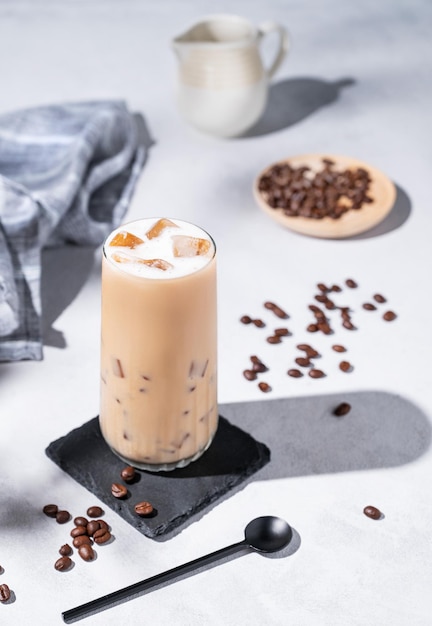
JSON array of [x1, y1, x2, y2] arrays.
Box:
[[62, 539, 248, 623]]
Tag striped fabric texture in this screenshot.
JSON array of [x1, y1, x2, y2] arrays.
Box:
[[0, 101, 146, 361]]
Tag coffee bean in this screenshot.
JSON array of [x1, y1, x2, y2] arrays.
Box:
[[43, 504, 58, 518], [324, 299, 336, 310], [258, 382, 271, 392], [339, 361, 352, 372], [309, 368, 325, 378], [111, 483, 128, 499], [93, 529, 112, 545], [383, 311, 397, 321], [363, 303, 376, 311], [73, 535, 92, 548], [363, 505, 382, 520], [333, 402, 351, 416], [266, 335, 281, 344], [55, 556, 72, 572], [0, 584, 11, 602], [332, 344, 346, 352], [96, 519, 109, 531], [87, 506, 103, 518], [70, 525, 87, 538], [264, 301, 288, 319], [78, 544, 95, 561], [330, 284, 341, 292], [373, 293, 386, 303], [253, 318, 265, 328], [250, 356, 268, 372], [59, 544, 72, 556], [274, 327, 290, 336], [297, 343, 312, 352], [307, 323, 318, 332], [342, 320, 356, 330], [56, 510, 71, 524], [287, 369, 303, 378], [345, 278, 357, 288], [87, 520, 101, 536], [305, 348, 319, 358], [295, 356, 311, 367], [73, 516, 88, 527], [243, 369, 257, 381], [121, 466, 136, 483], [317, 322, 332, 334], [240, 315, 252, 324], [315, 294, 327, 303], [134, 501, 154, 517], [317, 283, 329, 292]]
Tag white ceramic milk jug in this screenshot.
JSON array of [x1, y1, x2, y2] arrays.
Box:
[[172, 14, 289, 137]]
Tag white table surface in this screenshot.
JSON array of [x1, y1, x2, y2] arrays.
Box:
[[1, 1, 432, 624]]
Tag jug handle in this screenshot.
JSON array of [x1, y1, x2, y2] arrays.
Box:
[[257, 21, 289, 79]]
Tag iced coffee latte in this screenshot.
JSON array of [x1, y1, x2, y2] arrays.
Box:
[[100, 218, 217, 471]]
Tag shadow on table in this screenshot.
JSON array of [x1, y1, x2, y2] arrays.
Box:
[[349, 183, 411, 239], [242, 76, 355, 137], [40, 113, 154, 349], [218, 391, 430, 481]]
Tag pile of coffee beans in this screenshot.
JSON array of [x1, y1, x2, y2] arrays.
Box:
[[257, 158, 373, 219], [240, 278, 397, 395], [43, 503, 111, 572]]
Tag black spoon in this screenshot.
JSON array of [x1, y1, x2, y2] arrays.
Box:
[[62, 516, 292, 624]]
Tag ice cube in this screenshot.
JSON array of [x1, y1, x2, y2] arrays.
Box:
[[112, 357, 125, 378], [188, 359, 209, 378], [146, 218, 179, 240], [172, 235, 211, 257], [111, 252, 173, 271], [109, 230, 144, 248]]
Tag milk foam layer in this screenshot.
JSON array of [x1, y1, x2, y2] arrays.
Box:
[[104, 218, 215, 279]]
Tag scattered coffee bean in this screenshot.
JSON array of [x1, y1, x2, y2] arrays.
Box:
[[111, 483, 128, 499], [383, 311, 397, 321], [258, 381, 271, 392], [240, 315, 252, 324], [56, 510, 71, 524], [253, 318, 265, 328], [87, 520, 101, 536], [264, 301, 288, 319], [0, 583, 11, 602], [59, 544, 72, 556], [70, 525, 87, 538], [295, 356, 311, 367], [363, 505, 382, 520], [121, 466, 136, 483], [274, 327, 290, 336], [287, 369, 303, 378], [309, 368, 325, 378], [324, 299, 336, 310], [297, 343, 311, 352], [250, 355, 268, 372], [307, 323, 318, 332], [93, 529, 112, 545], [74, 516, 88, 527], [339, 361, 352, 373], [43, 504, 58, 518], [373, 293, 386, 303], [243, 369, 257, 381], [315, 293, 327, 303], [342, 320, 356, 330], [73, 535, 92, 548], [267, 335, 281, 344], [96, 519, 109, 531], [87, 506, 103, 518], [331, 284, 341, 292], [317, 321, 332, 334], [333, 402, 351, 416], [363, 303, 376, 311], [55, 556, 73, 572], [134, 501, 154, 517], [317, 283, 329, 292], [332, 344, 346, 352], [78, 544, 95, 562], [305, 347, 319, 358], [345, 279, 357, 288]]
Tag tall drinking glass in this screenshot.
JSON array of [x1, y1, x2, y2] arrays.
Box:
[[99, 217, 217, 471]]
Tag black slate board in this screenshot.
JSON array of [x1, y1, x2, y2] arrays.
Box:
[[46, 415, 270, 539]]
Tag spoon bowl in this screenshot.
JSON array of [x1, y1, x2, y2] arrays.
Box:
[[245, 515, 293, 552]]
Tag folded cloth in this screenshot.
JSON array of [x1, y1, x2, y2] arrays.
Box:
[[0, 101, 146, 361]]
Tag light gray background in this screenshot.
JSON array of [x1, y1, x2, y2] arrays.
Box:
[[0, 1, 431, 624]]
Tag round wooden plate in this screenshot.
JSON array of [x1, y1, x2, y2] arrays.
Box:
[[253, 153, 396, 239]]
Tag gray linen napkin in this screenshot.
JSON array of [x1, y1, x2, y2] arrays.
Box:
[[0, 101, 147, 361]]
